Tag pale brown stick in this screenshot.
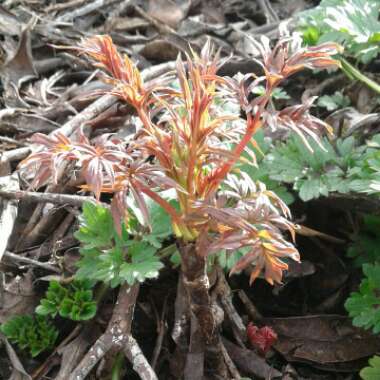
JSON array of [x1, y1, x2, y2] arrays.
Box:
[[220, 340, 241, 380], [124, 336, 158, 380], [216, 269, 246, 346], [0, 190, 96, 207], [3, 250, 60, 272], [69, 284, 155, 380], [57, 0, 120, 22], [151, 297, 168, 369], [237, 290, 263, 322]]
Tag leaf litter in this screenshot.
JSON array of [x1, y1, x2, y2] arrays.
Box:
[[0, 0, 379, 379]]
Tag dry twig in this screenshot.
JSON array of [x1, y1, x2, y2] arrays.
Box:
[[69, 283, 157, 380], [0, 189, 97, 207], [3, 251, 60, 273]]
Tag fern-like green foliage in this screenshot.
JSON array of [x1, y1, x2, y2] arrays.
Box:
[[345, 263, 380, 333], [360, 356, 380, 380], [298, 0, 380, 63], [317, 91, 350, 111], [74, 202, 165, 288], [1, 315, 58, 357], [253, 133, 380, 202], [347, 215, 380, 267], [36, 280, 97, 321], [239, 130, 295, 205]]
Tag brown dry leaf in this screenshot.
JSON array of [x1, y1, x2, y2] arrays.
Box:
[[0, 5, 22, 36], [201, 0, 226, 24], [55, 325, 100, 380], [0, 270, 39, 324], [1, 335, 32, 380], [147, 0, 191, 29], [326, 107, 380, 137], [264, 315, 380, 369], [285, 260, 316, 279], [109, 16, 150, 32], [139, 39, 181, 62], [1, 22, 37, 89]]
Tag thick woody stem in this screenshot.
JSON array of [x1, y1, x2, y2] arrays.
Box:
[[177, 240, 227, 380]]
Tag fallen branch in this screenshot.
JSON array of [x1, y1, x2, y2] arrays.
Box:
[[151, 297, 168, 369], [57, 0, 120, 22], [69, 283, 157, 380], [223, 338, 281, 379], [220, 340, 241, 380], [216, 268, 246, 346], [237, 290, 263, 322], [3, 251, 60, 273], [257, 0, 279, 23], [58, 94, 118, 137], [1, 146, 31, 162], [0, 190, 96, 207]]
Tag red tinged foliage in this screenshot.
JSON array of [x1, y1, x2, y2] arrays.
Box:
[[19, 34, 341, 285], [247, 322, 278, 355]]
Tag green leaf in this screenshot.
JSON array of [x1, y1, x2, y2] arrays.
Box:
[[1, 315, 58, 357], [298, 0, 380, 63], [317, 92, 350, 111], [74, 201, 115, 249], [345, 263, 380, 333], [119, 241, 163, 285], [36, 280, 97, 321], [141, 195, 176, 248], [74, 201, 164, 287], [298, 178, 322, 201], [360, 356, 380, 380], [251, 85, 290, 100], [253, 132, 380, 203], [301, 26, 321, 45]]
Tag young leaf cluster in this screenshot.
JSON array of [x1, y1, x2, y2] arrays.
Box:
[[298, 0, 380, 63], [74, 202, 164, 288], [0, 315, 58, 357], [36, 280, 97, 321], [253, 133, 380, 202], [20, 34, 340, 285], [345, 263, 380, 333]]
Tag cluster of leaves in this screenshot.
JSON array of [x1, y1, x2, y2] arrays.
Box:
[[360, 356, 380, 380], [317, 91, 350, 111], [344, 216, 380, 377], [0, 315, 58, 357], [20, 34, 340, 285], [345, 263, 380, 334], [36, 280, 97, 321], [251, 133, 380, 202], [74, 202, 164, 288], [238, 130, 294, 205], [298, 0, 380, 63]]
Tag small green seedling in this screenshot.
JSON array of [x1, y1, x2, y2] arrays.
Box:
[[1, 315, 58, 357]]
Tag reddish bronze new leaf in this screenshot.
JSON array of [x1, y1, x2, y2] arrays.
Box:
[[20, 132, 76, 188], [247, 322, 277, 355]]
